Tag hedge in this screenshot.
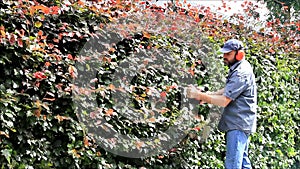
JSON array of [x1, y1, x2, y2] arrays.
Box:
[[0, 0, 299, 169]]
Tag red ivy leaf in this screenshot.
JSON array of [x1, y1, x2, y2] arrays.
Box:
[[55, 115, 71, 123], [34, 71, 47, 79], [9, 33, 16, 45], [38, 30, 43, 36], [143, 31, 151, 39], [105, 109, 114, 116], [42, 98, 55, 101], [45, 62, 51, 67], [160, 91, 167, 98], [269, 48, 275, 53], [67, 54, 73, 60], [50, 6, 60, 15], [0, 131, 9, 138], [17, 38, 23, 47], [192, 127, 201, 131]]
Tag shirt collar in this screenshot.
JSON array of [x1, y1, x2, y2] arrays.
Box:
[[229, 59, 244, 72]]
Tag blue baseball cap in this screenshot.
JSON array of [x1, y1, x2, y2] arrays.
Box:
[[219, 39, 244, 53]]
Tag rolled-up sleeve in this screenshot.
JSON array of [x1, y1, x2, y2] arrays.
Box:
[[224, 74, 247, 101]]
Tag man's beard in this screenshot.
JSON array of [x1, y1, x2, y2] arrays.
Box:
[[223, 58, 237, 67]]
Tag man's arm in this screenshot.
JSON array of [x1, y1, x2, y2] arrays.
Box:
[[199, 88, 224, 104], [187, 86, 231, 107], [207, 88, 225, 95]]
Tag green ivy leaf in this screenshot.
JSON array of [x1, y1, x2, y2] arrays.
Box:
[[34, 21, 43, 28]]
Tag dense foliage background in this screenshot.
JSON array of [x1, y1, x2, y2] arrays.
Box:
[[0, 0, 299, 168]]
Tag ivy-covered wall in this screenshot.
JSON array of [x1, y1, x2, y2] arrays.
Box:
[[0, 1, 299, 169]]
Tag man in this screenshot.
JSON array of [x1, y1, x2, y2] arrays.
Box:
[[187, 39, 257, 169]]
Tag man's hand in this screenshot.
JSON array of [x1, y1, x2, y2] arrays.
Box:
[[187, 87, 231, 107], [186, 85, 202, 100]]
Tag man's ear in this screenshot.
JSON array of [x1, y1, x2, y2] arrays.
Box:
[[236, 50, 245, 61]]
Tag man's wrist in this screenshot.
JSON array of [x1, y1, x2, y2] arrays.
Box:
[[207, 91, 215, 95], [197, 91, 204, 100], [207, 91, 222, 95]]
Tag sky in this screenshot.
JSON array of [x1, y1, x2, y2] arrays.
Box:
[[150, 0, 269, 29], [150, 0, 269, 18]]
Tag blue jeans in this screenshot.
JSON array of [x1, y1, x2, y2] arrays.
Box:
[[225, 130, 252, 169]]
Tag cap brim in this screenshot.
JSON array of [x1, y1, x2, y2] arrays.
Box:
[[219, 48, 233, 53]]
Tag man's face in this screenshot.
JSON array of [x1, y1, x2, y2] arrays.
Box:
[[223, 50, 236, 66]]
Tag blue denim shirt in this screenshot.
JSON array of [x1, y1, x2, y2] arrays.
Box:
[[218, 59, 257, 134]]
